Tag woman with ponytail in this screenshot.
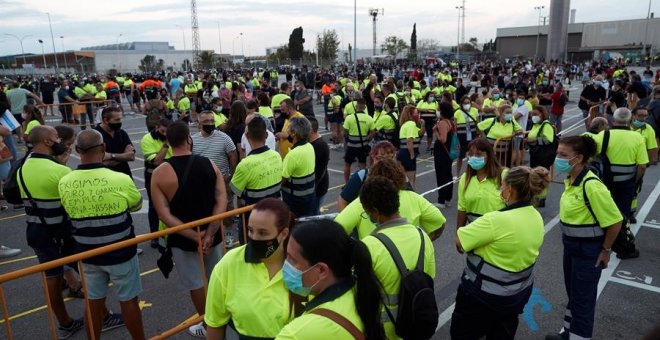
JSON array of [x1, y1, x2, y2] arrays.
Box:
[[205, 198, 300, 339], [276, 219, 385, 340]]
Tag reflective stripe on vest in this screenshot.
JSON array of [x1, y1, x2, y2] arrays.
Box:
[[71, 211, 132, 246], [610, 164, 636, 182], [346, 134, 367, 148], [560, 222, 604, 238], [244, 182, 282, 199], [463, 254, 535, 297], [282, 173, 315, 197], [24, 199, 66, 226], [399, 137, 421, 149]]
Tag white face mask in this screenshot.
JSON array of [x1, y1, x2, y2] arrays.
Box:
[[463, 104, 471, 111], [532, 115, 542, 124]]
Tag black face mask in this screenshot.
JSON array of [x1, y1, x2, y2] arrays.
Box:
[[247, 235, 280, 259], [155, 131, 167, 141], [108, 122, 122, 131], [51, 142, 68, 156], [202, 124, 215, 134]]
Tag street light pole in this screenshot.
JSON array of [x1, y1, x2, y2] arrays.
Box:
[[115, 33, 123, 71], [60, 36, 68, 71], [240, 33, 244, 57], [175, 25, 186, 50], [353, 0, 357, 73], [456, 6, 462, 62], [216, 21, 222, 54], [46, 12, 59, 72], [534, 5, 545, 63], [38, 39, 47, 69], [4, 33, 32, 66]]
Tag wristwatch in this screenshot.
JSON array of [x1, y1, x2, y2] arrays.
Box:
[[601, 247, 612, 253], [111, 153, 116, 160]]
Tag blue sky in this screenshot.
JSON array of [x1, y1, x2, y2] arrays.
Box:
[[0, 0, 657, 56]]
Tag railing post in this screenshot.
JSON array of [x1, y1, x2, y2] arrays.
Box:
[[78, 260, 96, 340], [40, 272, 59, 340], [0, 285, 13, 340]]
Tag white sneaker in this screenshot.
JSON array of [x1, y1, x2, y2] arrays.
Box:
[[187, 322, 206, 338], [0, 245, 21, 259]]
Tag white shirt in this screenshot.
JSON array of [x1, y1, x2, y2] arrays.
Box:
[[240, 131, 276, 155], [513, 101, 530, 132]]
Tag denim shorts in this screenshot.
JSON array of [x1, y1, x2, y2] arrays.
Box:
[[83, 255, 142, 301]]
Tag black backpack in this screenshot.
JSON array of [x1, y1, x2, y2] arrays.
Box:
[[2, 153, 29, 205], [374, 228, 438, 340], [385, 111, 401, 148], [586, 130, 613, 187]]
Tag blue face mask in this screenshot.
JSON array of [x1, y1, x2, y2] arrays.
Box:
[[632, 120, 645, 128], [493, 94, 500, 100], [503, 113, 513, 122], [554, 156, 576, 173], [467, 156, 486, 170], [516, 98, 524, 106], [282, 260, 318, 297]]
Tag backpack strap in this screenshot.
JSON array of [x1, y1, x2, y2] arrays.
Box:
[[354, 112, 365, 148], [601, 130, 610, 157], [484, 118, 497, 136], [310, 308, 365, 340], [582, 176, 601, 226], [18, 165, 47, 226], [373, 228, 425, 275]]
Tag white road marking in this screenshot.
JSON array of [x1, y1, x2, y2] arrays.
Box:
[[608, 277, 660, 294], [597, 178, 660, 299]]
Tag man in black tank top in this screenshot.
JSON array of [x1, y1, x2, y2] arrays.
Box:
[[151, 121, 228, 337]]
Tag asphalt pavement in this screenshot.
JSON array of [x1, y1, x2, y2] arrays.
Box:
[[0, 85, 658, 339]]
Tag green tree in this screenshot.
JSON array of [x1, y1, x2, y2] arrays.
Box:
[[138, 55, 164, 72], [409, 23, 417, 60], [199, 51, 216, 69], [348, 44, 352, 62], [469, 37, 480, 51], [381, 36, 408, 58], [315, 29, 340, 63], [267, 45, 290, 65], [288, 27, 305, 61]]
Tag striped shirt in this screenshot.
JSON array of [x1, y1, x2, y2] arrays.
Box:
[[192, 130, 236, 177]]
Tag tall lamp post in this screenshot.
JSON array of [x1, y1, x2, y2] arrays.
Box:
[[455, 5, 463, 62], [4, 33, 32, 66], [115, 33, 123, 71], [240, 32, 244, 57], [60, 36, 68, 71], [216, 21, 222, 54], [175, 25, 186, 50], [534, 5, 545, 63], [46, 12, 59, 72], [38, 39, 48, 69]]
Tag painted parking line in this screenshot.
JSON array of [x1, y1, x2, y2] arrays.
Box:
[[0, 255, 37, 266], [0, 267, 161, 324], [608, 277, 660, 294], [597, 178, 660, 299], [0, 214, 26, 222]]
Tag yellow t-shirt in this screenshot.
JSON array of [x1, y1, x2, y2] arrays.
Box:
[[205, 246, 294, 337]]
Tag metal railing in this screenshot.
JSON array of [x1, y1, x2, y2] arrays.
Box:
[[0, 205, 254, 340]]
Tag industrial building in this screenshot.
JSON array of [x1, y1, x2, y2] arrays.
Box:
[[496, 17, 660, 62]]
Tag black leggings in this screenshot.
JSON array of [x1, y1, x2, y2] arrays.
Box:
[[433, 140, 453, 203]]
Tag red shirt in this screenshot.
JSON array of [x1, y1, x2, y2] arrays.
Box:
[[550, 90, 566, 115]]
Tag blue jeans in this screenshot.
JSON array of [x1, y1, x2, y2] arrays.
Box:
[[3, 134, 18, 168], [562, 235, 603, 339]]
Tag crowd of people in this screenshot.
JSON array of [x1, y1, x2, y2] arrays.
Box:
[[0, 58, 659, 340]]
